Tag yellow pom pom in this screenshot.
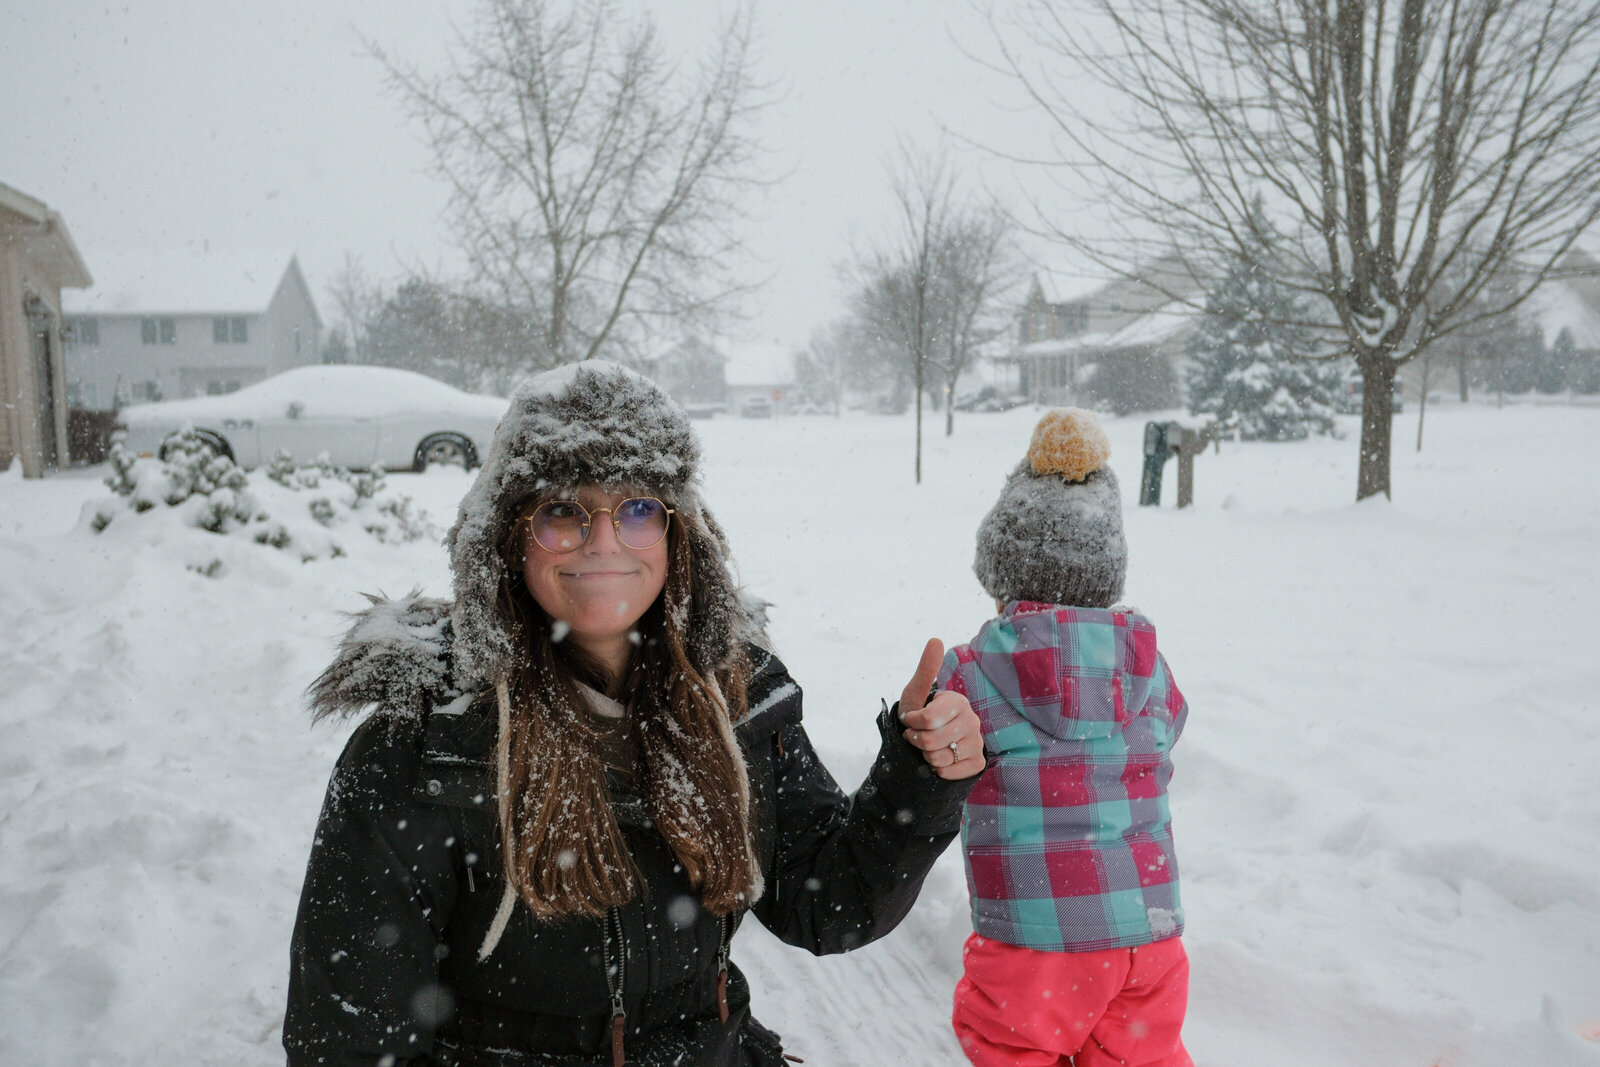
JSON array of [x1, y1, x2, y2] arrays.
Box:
[[1027, 408, 1111, 482]]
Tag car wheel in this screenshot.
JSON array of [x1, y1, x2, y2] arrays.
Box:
[[159, 428, 233, 462], [414, 433, 476, 471]]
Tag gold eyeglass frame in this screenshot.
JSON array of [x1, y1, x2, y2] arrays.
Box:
[[520, 496, 676, 554]]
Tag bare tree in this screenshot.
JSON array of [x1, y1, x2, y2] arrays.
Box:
[[326, 253, 386, 364], [850, 151, 1014, 481], [988, 0, 1600, 499], [794, 320, 854, 415], [369, 0, 769, 370], [929, 209, 1017, 436]]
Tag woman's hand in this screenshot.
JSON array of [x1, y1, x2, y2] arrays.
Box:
[[897, 638, 985, 780]]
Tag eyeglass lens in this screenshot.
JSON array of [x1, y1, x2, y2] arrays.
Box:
[[529, 498, 670, 552]]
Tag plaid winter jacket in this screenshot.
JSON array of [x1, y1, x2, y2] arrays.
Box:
[[938, 601, 1188, 952]]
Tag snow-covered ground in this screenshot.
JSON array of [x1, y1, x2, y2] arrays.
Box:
[[2, 401, 1597, 1066]]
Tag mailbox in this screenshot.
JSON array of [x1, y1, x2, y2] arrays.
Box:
[[1139, 421, 1174, 506], [1141, 419, 1215, 508]]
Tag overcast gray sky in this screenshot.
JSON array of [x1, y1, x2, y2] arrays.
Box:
[[2, 0, 1087, 353]]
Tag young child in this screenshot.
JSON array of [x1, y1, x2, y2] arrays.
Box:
[[939, 408, 1193, 1067]]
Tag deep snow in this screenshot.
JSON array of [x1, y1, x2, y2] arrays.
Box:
[[1, 401, 1597, 1065]]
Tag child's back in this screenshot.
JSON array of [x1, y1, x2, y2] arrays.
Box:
[[941, 410, 1193, 1067], [943, 602, 1187, 952]]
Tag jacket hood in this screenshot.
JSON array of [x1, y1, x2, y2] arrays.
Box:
[[308, 593, 460, 721], [968, 601, 1158, 741], [446, 360, 751, 684]]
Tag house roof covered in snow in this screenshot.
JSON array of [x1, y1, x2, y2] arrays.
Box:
[[62, 248, 302, 316], [1017, 300, 1194, 358], [1032, 268, 1104, 306], [1527, 279, 1600, 349], [0, 181, 92, 290]]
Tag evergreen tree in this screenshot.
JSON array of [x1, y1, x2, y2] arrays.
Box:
[[1185, 224, 1340, 440], [1543, 328, 1578, 394]]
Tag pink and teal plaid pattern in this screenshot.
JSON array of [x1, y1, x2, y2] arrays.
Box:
[[939, 601, 1188, 952]]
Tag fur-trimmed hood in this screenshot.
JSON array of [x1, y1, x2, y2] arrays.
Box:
[[308, 594, 460, 721]]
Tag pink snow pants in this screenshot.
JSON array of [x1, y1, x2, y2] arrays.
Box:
[[952, 933, 1193, 1067]]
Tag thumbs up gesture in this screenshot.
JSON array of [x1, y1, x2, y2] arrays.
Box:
[[897, 638, 984, 780]]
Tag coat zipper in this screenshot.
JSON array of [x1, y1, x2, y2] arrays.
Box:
[[604, 906, 626, 1067], [715, 912, 733, 1024]]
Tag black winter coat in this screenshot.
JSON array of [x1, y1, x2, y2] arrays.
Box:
[[284, 647, 972, 1066]]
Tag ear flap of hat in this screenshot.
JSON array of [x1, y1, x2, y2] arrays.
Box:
[[677, 499, 750, 674]]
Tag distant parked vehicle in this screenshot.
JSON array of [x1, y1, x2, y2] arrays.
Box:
[[953, 386, 1028, 413], [738, 395, 775, 418], [680, 401, 727, 419], [116, 365, 509, 471], [1335, 369, 1405, 415]]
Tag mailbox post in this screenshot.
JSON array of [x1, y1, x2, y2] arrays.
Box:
[[1169, 424, 1210, 508]]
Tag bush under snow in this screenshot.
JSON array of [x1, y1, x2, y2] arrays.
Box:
[[88, 429, 436, 572]]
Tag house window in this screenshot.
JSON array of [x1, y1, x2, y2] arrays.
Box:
[[71, 317, 100, 345], [213, 316, 248, 343], [131, 380, 161, 401], [205, 380, 242, 396], [142, 317, 177, 344], [294, 326, 302, 354]]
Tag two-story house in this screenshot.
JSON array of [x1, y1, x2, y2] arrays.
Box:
[[61, 249, 322, 410], [1009, 259, 1207, 405]]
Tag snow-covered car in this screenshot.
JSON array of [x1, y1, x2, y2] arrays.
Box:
[[953, 386, 1028, 413], [738, 395, 775, 418], [117, 365, 509, 471]]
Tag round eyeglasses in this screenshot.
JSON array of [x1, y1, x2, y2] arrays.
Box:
[[522, 497, 675, 554]]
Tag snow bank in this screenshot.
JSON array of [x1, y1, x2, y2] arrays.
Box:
[[1, 402, 1596, 1065]]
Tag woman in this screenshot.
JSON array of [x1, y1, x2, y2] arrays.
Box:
[[284, 362, 983, 1066]]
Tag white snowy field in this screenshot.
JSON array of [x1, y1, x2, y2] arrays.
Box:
[[1, 401, 1597, 1066]]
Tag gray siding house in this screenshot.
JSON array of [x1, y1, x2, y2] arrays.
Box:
[[62, 249, 322, 410], [1007, 260, 1207, 405]]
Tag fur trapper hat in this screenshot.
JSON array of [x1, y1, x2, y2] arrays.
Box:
[[973, 408, 1127, 608], [447, 361, 749, 684]]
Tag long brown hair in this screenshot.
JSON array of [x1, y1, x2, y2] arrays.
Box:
[[493, 502, 759, 919]]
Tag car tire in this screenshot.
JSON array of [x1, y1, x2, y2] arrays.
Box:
[[414, 433, 477, 471], [159, 428, 233, 462]]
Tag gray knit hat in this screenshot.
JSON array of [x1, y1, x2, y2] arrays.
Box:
[[973, 408, 1127, 609], [447, 361, 748, 684]]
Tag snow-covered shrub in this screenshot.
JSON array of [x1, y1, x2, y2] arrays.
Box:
[[104, 443, 140, 497], [159, 428, 252, 505], [86, 444, 435, 569], [1079, 354, 1182, 416], [350, 465, 386, 505], [265, 450, 297, 487], [364, 494, 430, 544]]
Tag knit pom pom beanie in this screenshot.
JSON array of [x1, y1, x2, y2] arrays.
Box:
[[972, 408, 1127, 608]]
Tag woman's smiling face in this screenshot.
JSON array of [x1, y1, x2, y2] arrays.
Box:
[[520, 485, 669, 668]]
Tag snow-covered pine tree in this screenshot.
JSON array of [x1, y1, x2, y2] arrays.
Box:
[[1185, 217, 1340, 440]]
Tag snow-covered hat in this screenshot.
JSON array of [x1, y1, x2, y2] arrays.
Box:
[[447, 361, 748, 683], [973, 408, 1127, 609]]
